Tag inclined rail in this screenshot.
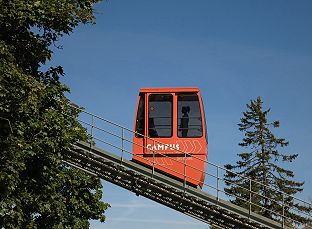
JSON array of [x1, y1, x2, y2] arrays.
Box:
[[62, 106, 311, 228], [65, 141, 286, 229]]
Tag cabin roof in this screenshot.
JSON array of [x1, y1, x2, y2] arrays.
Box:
[[139, 87, 200, 93]]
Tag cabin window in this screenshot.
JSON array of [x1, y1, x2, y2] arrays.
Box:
[[178, 93, 203, 138], [135, 94, 145, 138], [148, 94, 173, 138], [201, 96, 208, 142]]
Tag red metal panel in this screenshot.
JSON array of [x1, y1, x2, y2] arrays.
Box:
[[132, 88, 208, 187], [139, 87, 200, 93]]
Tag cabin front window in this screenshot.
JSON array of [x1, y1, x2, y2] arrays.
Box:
[[178, 93, 203, 138], [148, 94, 173, 138]]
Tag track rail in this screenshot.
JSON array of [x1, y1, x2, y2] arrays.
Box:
[[64, 141, 290, 229], [61, 106, 311, 228]]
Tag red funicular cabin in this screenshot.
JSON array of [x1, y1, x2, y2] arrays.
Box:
[[132, 88, 208, 187]]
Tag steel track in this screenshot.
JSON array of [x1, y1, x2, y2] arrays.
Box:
[[64, 141, 289, 229]]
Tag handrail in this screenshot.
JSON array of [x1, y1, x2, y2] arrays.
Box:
[[64, 105, 312, 228]]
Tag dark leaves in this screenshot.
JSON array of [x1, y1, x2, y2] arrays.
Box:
[[0, 0, 109, 228]]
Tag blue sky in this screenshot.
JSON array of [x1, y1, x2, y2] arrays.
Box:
[[49, 1, 312, 228]]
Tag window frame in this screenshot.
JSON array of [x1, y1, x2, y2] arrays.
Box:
[[135, 93, 145, 138], [200, 96, 208, 143], [148, 93, 173, 138], [177, 93, 203, 138]]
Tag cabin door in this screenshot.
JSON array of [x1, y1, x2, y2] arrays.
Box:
[[145, 93, 178, 161]]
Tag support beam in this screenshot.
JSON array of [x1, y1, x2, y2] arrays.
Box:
[[64, 141, 289, 229]]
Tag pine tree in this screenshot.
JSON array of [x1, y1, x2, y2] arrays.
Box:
[[224, 97, 311, 226]]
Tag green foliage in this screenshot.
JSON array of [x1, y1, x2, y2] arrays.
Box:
[[0, 0, 109, 228], [224, 97, 311, 226]]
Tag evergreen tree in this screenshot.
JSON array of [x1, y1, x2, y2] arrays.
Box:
[[224, 97, 311, 226], [0, 0, 109, 228]]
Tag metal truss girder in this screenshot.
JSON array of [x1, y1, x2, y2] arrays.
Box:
[[64, 141, 289, 229]]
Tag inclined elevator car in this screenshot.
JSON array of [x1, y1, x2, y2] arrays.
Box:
[[132, 88, 208, 187]]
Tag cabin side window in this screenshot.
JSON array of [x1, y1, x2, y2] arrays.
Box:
[[135, 94, 145, 138], [178, 93, 203, 138], [201, 96, 208, 143], [148, 94, 173, 138]]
